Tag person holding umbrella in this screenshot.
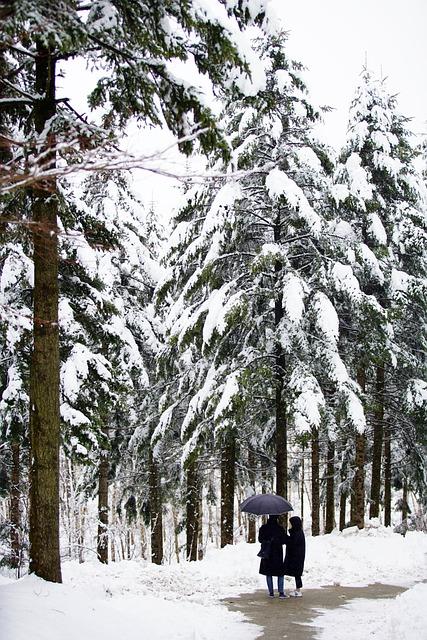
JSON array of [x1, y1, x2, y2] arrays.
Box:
[[240, 494, 293, 599], [258, 514, 287, 598]]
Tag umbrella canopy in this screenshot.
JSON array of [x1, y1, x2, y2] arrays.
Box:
[[240, 493, 293, 515]]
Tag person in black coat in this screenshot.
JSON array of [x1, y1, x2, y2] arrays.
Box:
[[258, 515, 287, 598], [283, 515, 305, 597]]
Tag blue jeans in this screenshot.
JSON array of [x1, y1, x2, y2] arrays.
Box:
[[266, 575, 284, 594]]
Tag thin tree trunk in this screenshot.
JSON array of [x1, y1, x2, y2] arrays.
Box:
[[275, 376, 287, 500], [311, 428, 320, 536], [247, 447, 256, 543], [65, 459, 73, 559], [171, 507, 180, 563], [198, 496, 204, 560], [10, 440, 21, 572], [28, 43, 62, 583], [78, 506, 85, 564], [221, 430, 235, 547], [339, 449, 347, 531], [300, 446, 305, 524], [370, 365, 385, 519], [140, 521, 148, 560], [274, 217, 288, 519], [354, 368, 366, 529], [339, 490, 347, 531], [384, 424, 391, 526], [97, 433, 109, 564], [186, 458, 199, 561], [402, 477, 409, 522], [149, 447, 163, 564], [325, 440, 335, 533]]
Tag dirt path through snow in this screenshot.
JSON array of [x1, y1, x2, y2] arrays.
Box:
[[224, 583, 405, 640]]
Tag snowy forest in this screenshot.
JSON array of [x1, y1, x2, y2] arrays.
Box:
[[0, 0, 426, 593]]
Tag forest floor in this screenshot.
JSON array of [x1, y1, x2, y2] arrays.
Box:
[[224, 583, 407, 640]]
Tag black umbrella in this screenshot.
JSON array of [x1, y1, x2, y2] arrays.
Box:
[[240, 493, 293, 515]]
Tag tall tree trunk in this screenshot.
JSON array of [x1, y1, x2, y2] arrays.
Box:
[[383, 424, 391, 526], [300, 446, 305, 523], [247, 447, 256, 543], [339, 450, 347, 531], [354, 368, 366, 529], [221, 430, 235, 547], [186, 458, 199, 561], [28, 43, 62, 583], [402, 477, 409, 522], [339, 489, 347, 531], [140, 521, 148, 561], [149, 447, 163, 564], [354, 436, 366, 529], [97, 433, 109, 564], [78, 506, 85, 564], [275, 373, 287, 500], [198, 496, 204, 560], [369, 365, 385, 519], [325, 439, 335, 534], [274, 217, 288, 514], [311, 428, 320, 536], [10, 440, 21, 572]]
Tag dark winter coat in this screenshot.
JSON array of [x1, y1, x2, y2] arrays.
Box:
[[258, 516, 287, 577], [283, 516, 305, 577]]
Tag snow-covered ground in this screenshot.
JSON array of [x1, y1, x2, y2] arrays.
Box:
[[311, 583, 427, 640], [1, 525, 426, 640]]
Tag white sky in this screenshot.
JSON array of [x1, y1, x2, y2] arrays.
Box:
[[277, 0, 427, 148]]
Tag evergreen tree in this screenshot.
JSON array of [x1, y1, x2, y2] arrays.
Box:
[[157, 34, 365, 541], [333, 70, 427, 525]]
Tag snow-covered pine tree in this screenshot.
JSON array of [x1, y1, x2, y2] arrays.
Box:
[[157, 33, 365, 541], [333, 69, 427, 526]]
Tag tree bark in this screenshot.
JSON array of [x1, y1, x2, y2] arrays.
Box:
[[149, 447, 163, 564], [186, 458, 199, 561], [247, 447, 256, 543], [339, 448, 347, 531], [197, 496, 204, 560], [384, 424, 391, 526], [369, 365, 385, 519], [339, 489, 347, 531], [97, 437, 109, 564], [402, 477, 409, 522], [325, 439, 335, 534], [28, 43, 62, 583], [311, 428, 320, 536], [78, 506, 85, 564], [221, 430, 235, 547], [354, 368, 366, 529], [300, 447, 305, 523], [10, 440, 21, 572], [274, 230, 288, 505]]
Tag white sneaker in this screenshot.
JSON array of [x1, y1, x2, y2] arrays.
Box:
[[289, 590, 302, 597]]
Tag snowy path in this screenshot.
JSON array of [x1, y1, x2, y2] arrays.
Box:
[[224, 583, 406, 640]]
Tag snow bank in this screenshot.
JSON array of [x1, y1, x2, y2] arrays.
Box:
[[0, 572, 260, 640], [311, 582, 427, 640], [303, 525, 427, 588]]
